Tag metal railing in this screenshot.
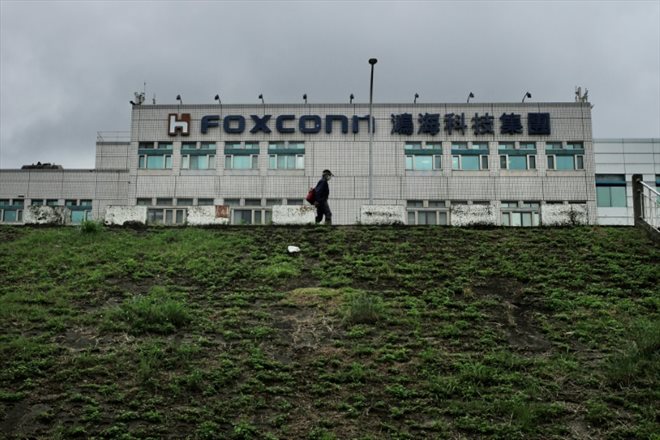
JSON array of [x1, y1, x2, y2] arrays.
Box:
[[639, 181, 660, 232], [96, 131, 130, 142]]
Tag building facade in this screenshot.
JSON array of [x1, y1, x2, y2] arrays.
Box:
[[0, 101, 615, 226]]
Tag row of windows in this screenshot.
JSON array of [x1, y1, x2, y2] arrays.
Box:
[[0, 199, 93, 207], [405, 141, 584, 150], [138, 154, 307, 170]]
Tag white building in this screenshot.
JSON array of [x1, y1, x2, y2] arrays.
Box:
[[3, 100, 648, 227]]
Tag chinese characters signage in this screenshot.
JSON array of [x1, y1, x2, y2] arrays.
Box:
[[391, 112, 551, 136]]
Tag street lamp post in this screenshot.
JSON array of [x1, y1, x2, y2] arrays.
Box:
[[368, 58, 377, 205]]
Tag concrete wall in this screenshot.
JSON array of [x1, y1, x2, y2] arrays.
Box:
[[272, 205, 316, 225], [186, 206, 229, 226], [104, 206, 147, 225], [360, 205, 406, 225], [450, 205, 497, 226], [23, 206, 69, 225], [541, 204, 588, 226]]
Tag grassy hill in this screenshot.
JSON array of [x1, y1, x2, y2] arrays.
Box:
[[0, 225, 658, 439]]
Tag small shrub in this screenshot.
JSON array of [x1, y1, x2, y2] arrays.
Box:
[[80, 220, 103, 234], [606, 319, 660, 385], [344, 290, 385, 325]]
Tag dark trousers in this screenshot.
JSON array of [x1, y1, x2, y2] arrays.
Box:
[[315, 200, 332, 224]]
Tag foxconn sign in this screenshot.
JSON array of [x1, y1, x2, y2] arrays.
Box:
[[168, 113, 375, 137]]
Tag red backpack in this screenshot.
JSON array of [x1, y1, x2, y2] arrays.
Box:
[[305, 187, 316, 204]]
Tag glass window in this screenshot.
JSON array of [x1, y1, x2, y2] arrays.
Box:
[[289, 142, 305, 149], [529, 155, 536, 169], [500, 155, 508, 170], [547, 155, 555, 169], [139, 142, 154, 149], [266, 199, 281, 206], [245, 142, 259, 149], [462, 156, 479, 170], [413, 156, 433, 170], [426, 142, 442, 150], [472, 142, 488, 150], [46, 199, 59, 206], [65, 200, 77, 207], [147, 209, 164, 224], [224, 199, 241, 206], [80, 200, 92, 207], [158, 142, 173, 149], [509, 156, 528, 170], [232, 209, 252, 225], [137, 198, 152, 206], [566, 142, 583, 150], [597, 187, 627, 207], [452, 142, 467, 149], [198, 198, 214, 206], [405, 142, 422, 150], [226, 142, 242, 149], [576, 155, 584, 170], [0, 199, 10, 206], [499, 142, 514, 150], [269, 142, 285, 150], [520, 142, 536, 150], [428, 201, 446, 208], [177, 198, 193, 206], [146, 155, 164, 169], [156, 198, 173, 206], [201, 142, 216, 150], [546, 142, 561, 150], [182, 142, 196, 149], [71, 210, 87, 224], [3, 210, 17, 222], [501, 201, 518, 207], [452, 156, 460, 170], [556, 156, 575, 170], [31, 200, 44, 206], [227, 155, 257, 169], [407, 200, 424, 208], [244, 199, 261, 206], [480, 155, 489, 170]]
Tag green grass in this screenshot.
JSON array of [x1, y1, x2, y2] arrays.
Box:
[[0, 225, 658, 439]]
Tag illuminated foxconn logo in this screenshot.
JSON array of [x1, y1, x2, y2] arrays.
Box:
[[168, 113, 191, 136]]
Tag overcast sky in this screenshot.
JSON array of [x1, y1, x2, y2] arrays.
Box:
[[1, 0, 659, 169]]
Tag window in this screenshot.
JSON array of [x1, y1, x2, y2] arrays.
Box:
[[565, 142, 583, 150], [137, 198, 152, 206], [499, 142, 536, 170], [177, 198, 193, 206], [406, 200, 448, 225], [500, 154, 536, 170], [224, 199, 241, 206], [545, 142, 562, 150], [31, 200, 44, 206], [268, 142, 305, 170], [596, 175, 627, 207], [452, 155, 488, 170], [0, 199, 23, 223], [182, 154, 215, 170], [228, 199, 272, 224], [501, 201, 540, 227], [182, 142, 196, 149], [197, 198, 214, 206], [139, 154, 172, 169], [225, 141, 259, 170], [225, 154, 258, 169], [200, 142, 216, 150], [156, 198, 173, 206], [46, 199, 59, 206], [452, 142, 487, 170], [147, 208, 186, 225], [547, 154, 584, 170], [138, 141, 173, 169], [405, 142, 442, 171]]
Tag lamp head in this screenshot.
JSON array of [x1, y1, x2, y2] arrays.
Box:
[[368, 58, 378, 65]]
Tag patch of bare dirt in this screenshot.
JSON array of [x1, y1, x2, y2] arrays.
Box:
[[475, 278, 552, 352]]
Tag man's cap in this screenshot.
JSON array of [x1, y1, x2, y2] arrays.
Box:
[[322, 169, 334, 176]]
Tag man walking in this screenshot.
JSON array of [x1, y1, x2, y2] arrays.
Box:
[[314, 169, 333, 224]]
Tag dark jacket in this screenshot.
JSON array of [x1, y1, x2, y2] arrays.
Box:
[[314, 178, 329, 202]]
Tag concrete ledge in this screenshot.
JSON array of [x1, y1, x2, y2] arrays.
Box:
[[187, 206, 229, 226], [272, 205, 316, 225], [24, 206, 69, 225], [360, 205, 405, 225], [541, 204, 588, 226], [451, 205, 496, 227], [104, 206, 147, 226]]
